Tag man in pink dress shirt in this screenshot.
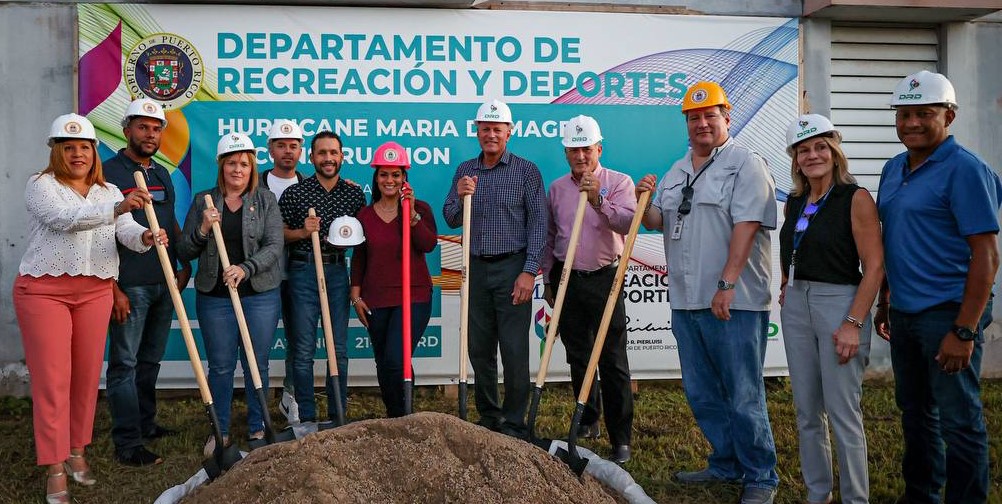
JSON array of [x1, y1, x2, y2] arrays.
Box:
[[541, 115, 635, 464]]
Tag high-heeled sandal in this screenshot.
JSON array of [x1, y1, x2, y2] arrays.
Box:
[[45, 471, 70, 504], [65, 453, 97, 486]]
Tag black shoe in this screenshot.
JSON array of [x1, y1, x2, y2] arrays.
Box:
[[579, 421, 601, 439], [143, 424, 178, 440], [609, 445, 630, 464], [115, 446, 163, 467]]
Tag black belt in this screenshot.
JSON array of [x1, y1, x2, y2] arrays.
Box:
[[474, 248, 525, 263], [572, 259, 619, 278], [290, 250, 345, 265]]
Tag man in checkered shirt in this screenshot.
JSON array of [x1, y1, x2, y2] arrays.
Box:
[[443, 100, 547, 439]]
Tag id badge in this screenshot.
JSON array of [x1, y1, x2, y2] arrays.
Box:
[[787, 265, 796, 288], [670, 217, 684, 240]]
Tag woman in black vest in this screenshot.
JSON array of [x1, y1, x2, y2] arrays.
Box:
[[778, 114, 884, 504]]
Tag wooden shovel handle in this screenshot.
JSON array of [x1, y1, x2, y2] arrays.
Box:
[[133, 171, 213, 405], [576, 190, 652, 404], [459, 195, 472, 383], [309, 208, 340, 378], [204, 195, 265, 389], [535, 191, 589, 387]]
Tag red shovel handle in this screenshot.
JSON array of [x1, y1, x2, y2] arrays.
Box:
[[402, 184, 413, 381]]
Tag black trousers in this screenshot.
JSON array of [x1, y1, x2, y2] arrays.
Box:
[[469, 253, 532, 434], [550, 262, 634, 446]]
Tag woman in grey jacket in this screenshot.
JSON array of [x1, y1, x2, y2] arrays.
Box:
[[178, 133, 283, 454]]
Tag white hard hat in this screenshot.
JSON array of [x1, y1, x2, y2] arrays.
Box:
[[327, 216, 365, 247], [48, 113, 97, 147], [216, 133, 255, 159], [122, 97, 167, 128], [474, 99, 513, 124], [786, 114, 841, 151], [562, 115, 603, 148], [268, 119, 304, 142], [889, 70, 957, 110]]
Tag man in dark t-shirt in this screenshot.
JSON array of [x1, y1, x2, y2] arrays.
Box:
[[104, 98, 191, 466], [279, 130, 365, 423]]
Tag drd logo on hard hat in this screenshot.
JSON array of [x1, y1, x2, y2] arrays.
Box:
[[280, 123, 293, 135], [798, 120, 809, 129], [575, 125, 583, 134], [339, 225, 353, 239], [383, 149, 399, 162], [909, 79, 920, 91], [125, 33, 204, 110], [142, 102, 159, 115], [691, 89, 708, 103], [64, 122, 82, 135]]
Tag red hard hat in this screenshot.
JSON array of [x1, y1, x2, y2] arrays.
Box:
[[371, 141, 410, 169]]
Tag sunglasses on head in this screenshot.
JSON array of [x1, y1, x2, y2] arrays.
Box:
[[795, 202, 819, 233], [678, 186, 694, 216]]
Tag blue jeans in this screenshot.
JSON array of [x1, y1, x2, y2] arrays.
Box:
[[196, 288, 280, 436], [106, 283, 173, 453], [889, 302, 991, 504], [671, 309, 779, 489], [286, 259, 349, 422], [367, 301, 432, 417]]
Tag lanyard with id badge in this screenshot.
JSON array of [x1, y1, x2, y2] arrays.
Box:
[[787, 184, 835, 287], [671, 157, 716, 241]]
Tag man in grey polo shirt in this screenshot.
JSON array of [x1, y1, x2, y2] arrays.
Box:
[[637, 81, 779, 504]]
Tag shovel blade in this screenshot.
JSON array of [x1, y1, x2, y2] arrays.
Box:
[[273, 426, 297, 442], [248, 437, 268, 451], [554, 446, 590, 476]]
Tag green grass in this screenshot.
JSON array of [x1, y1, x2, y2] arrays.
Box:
[[1, 380, 1000, 503]]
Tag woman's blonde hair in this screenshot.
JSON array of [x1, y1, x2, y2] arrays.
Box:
[[42, 139, 106, 188], [789, 135, 855, 197], [216, 150, 259, 196]]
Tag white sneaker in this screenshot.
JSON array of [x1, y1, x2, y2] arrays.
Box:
[[280, 390, 300, 425]]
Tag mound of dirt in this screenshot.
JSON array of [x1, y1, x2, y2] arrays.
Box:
[[181, 412, 620, 504]]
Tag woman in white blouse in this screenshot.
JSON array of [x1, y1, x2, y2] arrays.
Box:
[[12, 114, 163, 504]]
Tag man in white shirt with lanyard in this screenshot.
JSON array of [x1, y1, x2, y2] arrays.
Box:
[[260, 119, 306, 425], [636, 81, 779, 504]]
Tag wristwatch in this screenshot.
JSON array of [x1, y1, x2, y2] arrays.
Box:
[[717, 279, 736, 291], [591, 195, 604, 208], [952, 324, 976, 342]]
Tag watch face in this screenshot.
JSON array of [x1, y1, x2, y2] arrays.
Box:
[[954, 326, 976, 341]]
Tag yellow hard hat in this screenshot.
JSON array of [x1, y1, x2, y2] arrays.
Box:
[[681, 81, 731, 113]]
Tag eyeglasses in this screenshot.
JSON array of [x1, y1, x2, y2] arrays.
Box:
[[678, 186, 694, 215], [795, 202, 819, 233]]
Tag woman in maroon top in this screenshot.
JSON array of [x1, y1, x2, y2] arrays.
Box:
[[350, 141, 437, 417]]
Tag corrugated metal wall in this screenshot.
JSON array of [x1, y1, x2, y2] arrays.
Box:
[[829, 25, 939, 190]]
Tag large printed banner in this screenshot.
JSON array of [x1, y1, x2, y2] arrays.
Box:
[[78, 4, 798, 387]]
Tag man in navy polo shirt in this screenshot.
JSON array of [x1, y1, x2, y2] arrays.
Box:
[[104, 98, 190, 466], [876, 70, 1001, 504]]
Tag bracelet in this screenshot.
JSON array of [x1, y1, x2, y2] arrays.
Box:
[[844, 315, 864, 328], [350, 297, 362, 306], [195, 227, 208, 240]]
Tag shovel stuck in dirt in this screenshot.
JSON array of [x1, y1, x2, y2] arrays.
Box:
[[306, 208, 348, 430], [528, 192, 589, 443], [556, 189, 651, 476], [457, 195, 472, 421], [134, 173, 241, 479]]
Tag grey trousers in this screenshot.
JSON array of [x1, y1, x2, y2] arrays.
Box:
[[780, 280, 871, 504]]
